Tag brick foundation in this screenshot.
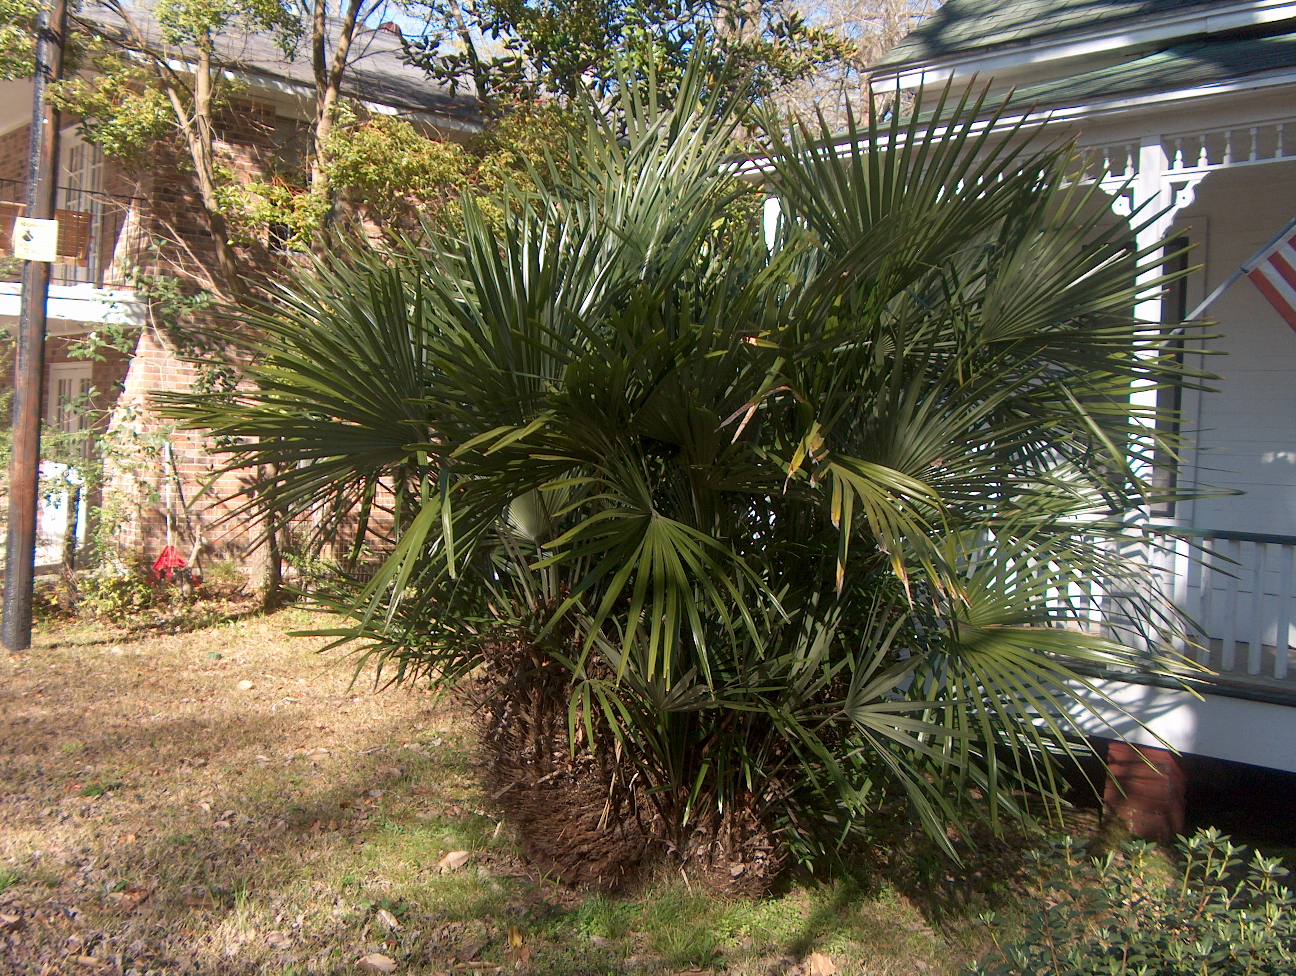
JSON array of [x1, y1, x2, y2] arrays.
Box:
[[1103, 741, 1185, 843]]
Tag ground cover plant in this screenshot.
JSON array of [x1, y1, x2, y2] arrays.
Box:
[[975, 830, 1296, 975], [161, 57, 1210, 886], [0, 609, 1026, 975]]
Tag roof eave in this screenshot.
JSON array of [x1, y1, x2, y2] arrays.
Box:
[[871, 0, 1296, 90], [732, 66, 1296, 181], [231, 66, 480, 132]]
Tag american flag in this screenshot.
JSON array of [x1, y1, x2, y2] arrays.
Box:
[[1247, 226, 1296, 330]]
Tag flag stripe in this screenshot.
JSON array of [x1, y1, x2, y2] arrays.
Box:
[[1250, 268, 1296, 331], [1257, 263, 1296, 312], [1274, 245, 1296, 292]]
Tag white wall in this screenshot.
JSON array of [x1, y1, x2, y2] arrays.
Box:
[[1064, 678, 1296, 772], [1175, 159, 1296, 536]]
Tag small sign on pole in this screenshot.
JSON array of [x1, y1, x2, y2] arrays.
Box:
[[12, 217, 58, 262]]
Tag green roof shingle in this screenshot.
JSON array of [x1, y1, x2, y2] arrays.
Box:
[[873, 0, 1221, 71], [1002, 29, 1296, 107]]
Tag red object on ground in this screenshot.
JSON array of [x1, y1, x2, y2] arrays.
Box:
[[1103, 741, 1185, 842], [151, 545, 186, 581]]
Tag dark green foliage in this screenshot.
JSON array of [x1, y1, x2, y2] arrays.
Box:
[[974, 828, 1296, 976], [402, 0, 849, 111], [158, 60, 1211, 870]]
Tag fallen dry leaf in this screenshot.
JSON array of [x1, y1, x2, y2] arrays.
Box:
[[236, 680, 255, 691], [805, 952, 836, 976], [357, 952, 397, 974], [438, 850, 470, 872], [305, 747, 329, 759], [375, 765, 403, 779], [266, 930, 294, 951], [105, 886, 150, 909], [505, 945, 530, 970], [183, 891, 219, 909], [0, 913, 23, 932], [377, 908, 401, 931], [71, 955, 108, 969]]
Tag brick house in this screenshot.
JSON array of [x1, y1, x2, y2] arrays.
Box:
[[0, 0, 478, 571]]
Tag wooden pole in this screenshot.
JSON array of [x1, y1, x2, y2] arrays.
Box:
[[3, 0, 67, 651]]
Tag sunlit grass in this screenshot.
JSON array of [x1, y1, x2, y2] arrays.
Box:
[[0, 607, 1013, 975]]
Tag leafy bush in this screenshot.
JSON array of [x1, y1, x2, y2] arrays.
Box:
[[161, 58, 1208, 880], [75, 565, 161, 621], [974, 828, 1296, 976]]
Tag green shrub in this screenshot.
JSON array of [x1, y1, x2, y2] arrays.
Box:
[[973, 828, 1296, 976], [76, 565, 160, 621]]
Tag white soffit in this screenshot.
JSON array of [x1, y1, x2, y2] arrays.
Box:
[[0, 282, 148, 329]]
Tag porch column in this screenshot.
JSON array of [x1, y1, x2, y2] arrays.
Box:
[[1102, 740, 1185, 842]]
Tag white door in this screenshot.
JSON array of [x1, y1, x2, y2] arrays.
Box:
[[47, 361, 93, 443], [58, 131, 104, 284]]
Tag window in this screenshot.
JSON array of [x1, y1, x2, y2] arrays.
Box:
[[58, 135, 104, 285], [1151, 236, 1190, 517], [271, 116, 310, 177], [47, 362, 93, 456]]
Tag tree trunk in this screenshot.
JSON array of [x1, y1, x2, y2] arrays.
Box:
[[309, 0, 365, 205]]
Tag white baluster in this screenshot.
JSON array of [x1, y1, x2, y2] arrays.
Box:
[[1224, 130, 1234, 166], [1249, 126, 1259, 162], [1221, 538, 1241, 671], [1249, 541, 1266, 674], [1276, 543, 1293, 680], [1197, 135, 1208, 168], [1197, 538, 1215, 666]]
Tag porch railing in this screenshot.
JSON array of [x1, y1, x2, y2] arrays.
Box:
[[1057, 529, 1296, 696], [0, 177, 149, 289], [1165, 529, 1296, 688]]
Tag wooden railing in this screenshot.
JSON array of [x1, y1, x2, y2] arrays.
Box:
[[1150, 528, 1296, 690], [1048, 528, 1296, 698], [0, 177, 148, 288]]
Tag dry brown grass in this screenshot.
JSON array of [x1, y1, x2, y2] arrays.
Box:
[[0, 607, 526, 975], [0, 607, 1004, 976]]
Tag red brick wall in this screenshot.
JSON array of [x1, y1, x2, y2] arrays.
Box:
[[1103, 741, 1186, 843], [144, 97, 277, 286], [101, 96, 288, 564], [0, 125, 29, 184], [104, 327, 257, 563]]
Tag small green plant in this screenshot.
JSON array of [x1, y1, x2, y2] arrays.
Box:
[[973, 827, 1296, 976], [202, 559, 246, 588], [79, 780, 124, 797], [0, 867, 19, 891], [644, 889, 722, 968], [570, 893, 634, 941], [76, 565, 160, 621]]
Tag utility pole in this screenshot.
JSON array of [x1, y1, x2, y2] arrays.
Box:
[[3, 0, 67, 651]]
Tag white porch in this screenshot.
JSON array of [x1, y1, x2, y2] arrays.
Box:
[[0, 280, 147, 331], [1067, 101, 1296, 767]]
